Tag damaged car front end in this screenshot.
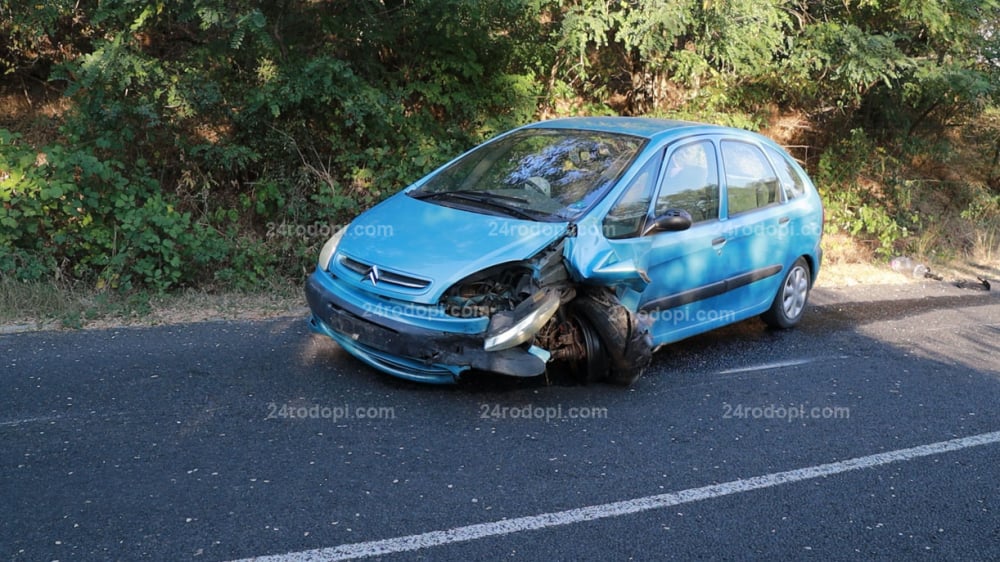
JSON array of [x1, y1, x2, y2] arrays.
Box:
[[306, 222, 652, 384], [306, 237, 564, 383], [306, 120, 655, 384]]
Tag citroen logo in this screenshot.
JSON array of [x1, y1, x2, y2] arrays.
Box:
[[363, 265, 381, 285]]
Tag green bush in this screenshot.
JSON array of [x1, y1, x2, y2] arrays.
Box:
[[1, 0, 997, 294], [816, 129, 920, 259], [0, 130, 225, 291]]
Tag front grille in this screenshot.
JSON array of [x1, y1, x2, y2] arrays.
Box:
[[339, 256, 431, 290]]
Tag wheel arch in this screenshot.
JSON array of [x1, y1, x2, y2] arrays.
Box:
[[799, 253, 820, 287]]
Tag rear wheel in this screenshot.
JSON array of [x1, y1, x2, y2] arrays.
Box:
[[761, 257, 811, 329]]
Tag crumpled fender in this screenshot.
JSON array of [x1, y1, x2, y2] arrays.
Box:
[[562, 226, 652, 294]]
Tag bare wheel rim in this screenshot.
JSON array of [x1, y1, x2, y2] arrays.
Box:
[[781, 265, 809, 320]]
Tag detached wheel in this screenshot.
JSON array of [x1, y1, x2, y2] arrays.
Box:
[[762, 257, 811, 329]]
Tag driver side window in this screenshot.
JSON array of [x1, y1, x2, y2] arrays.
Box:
[[654, 141, 720, 223]]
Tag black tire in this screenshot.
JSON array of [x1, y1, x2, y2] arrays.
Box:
[[571, 290, 653, 385], [568, 314, 609, 384], [761, 257, 811, 329]]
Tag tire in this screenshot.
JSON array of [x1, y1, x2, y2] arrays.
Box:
[[571, 290, 653, 386], [568, 313, 609, 384], [761, 257, 811, 329]]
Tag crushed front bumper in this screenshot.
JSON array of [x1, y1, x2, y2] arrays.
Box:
[[305, 270, 547, 383]]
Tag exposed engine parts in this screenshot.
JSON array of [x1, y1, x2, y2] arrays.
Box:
[[441, 266, 531, 318]]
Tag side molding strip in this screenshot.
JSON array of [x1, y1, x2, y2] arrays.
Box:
[[641, 264, 783, 312]]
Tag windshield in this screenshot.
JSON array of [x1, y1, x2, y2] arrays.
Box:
[[409, 129, 645, 221]]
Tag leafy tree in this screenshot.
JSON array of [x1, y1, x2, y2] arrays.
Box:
[[1, 0, 998, 289]]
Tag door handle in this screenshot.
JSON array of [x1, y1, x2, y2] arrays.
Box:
[[711, 236, 727, 247], [778, 216, 790, 225]]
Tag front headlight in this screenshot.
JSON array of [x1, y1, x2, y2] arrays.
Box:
[[483, 288, 561, 352], [317, 226, 347, 270]]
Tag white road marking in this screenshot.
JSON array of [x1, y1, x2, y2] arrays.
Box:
[[0, 415, 62, 427], [233, 430, 1000, 562], [717, 357, 815, 374], [716, 355, 852, 375]]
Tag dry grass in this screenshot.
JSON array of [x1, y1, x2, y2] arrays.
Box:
[[140, 288, 306, 326], [0, 278, 306, 331], [821, 231, 876, 265], [0, 278, 82, 328], [815, 262, 912, 287]]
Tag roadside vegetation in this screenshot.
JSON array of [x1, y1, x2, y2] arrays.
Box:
[[1, 0, 998, 326]]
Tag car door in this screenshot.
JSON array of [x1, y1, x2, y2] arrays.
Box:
[[716, 139, 790, 310], [635, 139, 731, 343]]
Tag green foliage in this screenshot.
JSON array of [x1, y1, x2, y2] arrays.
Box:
[[698, 0, 788, 78], [0, 129, 226, 291], [816, 129, 922, 258], [551, 0, 790, 112], [2, 0, 543, 290], [783, 22, 911, 109], [0, 0, 92, 75], [2, 0, 998, 293]]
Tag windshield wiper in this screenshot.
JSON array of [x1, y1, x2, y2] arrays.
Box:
[[412, 189, 531, 203], [411, 190, 542, 221]]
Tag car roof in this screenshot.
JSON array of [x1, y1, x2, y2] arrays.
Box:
[[522, 116, 762, 144]]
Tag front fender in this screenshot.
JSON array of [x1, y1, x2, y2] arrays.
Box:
[[563, 220, 652, 294]]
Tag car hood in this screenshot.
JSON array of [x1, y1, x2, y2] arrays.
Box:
[[333, 193, 570, 304]]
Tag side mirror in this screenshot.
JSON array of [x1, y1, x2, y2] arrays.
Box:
[[642, 209, 692, 235]]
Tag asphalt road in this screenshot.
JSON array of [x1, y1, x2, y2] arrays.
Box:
[[2, 282, 998, 561]]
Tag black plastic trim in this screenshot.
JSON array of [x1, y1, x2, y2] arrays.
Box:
[[641, 264, 783, 312]]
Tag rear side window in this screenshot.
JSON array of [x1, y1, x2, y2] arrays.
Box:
[[654, 140, 720, 223], [764, 145, 807, 201], [721, 141, 780, 216]]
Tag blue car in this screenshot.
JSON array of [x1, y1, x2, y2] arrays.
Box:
[[305, 117, 823, 384]]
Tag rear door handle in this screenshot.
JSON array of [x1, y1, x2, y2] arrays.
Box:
[[778, 216, 790, 225]]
